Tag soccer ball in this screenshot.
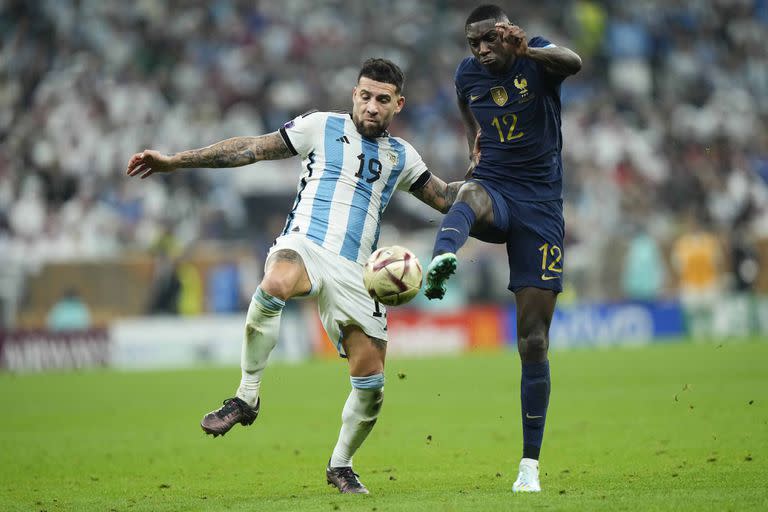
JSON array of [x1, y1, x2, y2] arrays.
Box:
[[363, 245, 423, 306]]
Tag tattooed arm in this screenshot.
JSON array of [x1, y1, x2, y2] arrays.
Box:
[[411, 174, 463, 214], [126, 132, 293, 179]]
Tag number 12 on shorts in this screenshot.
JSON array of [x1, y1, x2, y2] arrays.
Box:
[[538, 242, 562, 281]]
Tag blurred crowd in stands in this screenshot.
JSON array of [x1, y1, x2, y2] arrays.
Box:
[[1, 0, 767, 319]]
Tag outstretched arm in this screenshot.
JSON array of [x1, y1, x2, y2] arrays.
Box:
[[411, 174, 463, 214], [495, 23, 582, 77], [126, 132, 293, 179]]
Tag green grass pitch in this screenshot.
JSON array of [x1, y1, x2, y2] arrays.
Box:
[[1, 340, 766, 511]]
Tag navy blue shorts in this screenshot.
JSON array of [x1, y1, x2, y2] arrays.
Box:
[[468, 179, 564, 293]]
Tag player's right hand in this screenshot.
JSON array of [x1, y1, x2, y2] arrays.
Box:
[[495, 23, 529, 58], [465, 131, 481, 179], [126, 150, 176, 179]]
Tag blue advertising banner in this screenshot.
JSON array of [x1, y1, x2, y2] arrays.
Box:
[[504, 300, 686, 348]]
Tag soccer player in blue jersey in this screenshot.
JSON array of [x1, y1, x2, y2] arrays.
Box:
[[424, 5, 582, 492], [126, 58, 462, 494]]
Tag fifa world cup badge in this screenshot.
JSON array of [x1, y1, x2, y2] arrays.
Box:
[[490, 86, 508, 106]]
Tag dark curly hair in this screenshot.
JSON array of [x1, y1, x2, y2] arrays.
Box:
[[465, 4, 509, 27], [358, 58, 405, 95]]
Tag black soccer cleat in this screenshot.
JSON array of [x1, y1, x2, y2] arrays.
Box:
[[326, 465, 370, 494], [201, 397, 259, 437]]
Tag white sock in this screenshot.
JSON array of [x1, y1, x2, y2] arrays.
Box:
[[330, 375, 385, 468], [235, 287, 284, 408], [237, 368, 262, 407]]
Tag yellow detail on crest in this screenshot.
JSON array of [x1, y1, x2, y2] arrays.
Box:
[[514, 77, 529, 95], [386, 151, 398, 166], [490, 86, 508, 107]]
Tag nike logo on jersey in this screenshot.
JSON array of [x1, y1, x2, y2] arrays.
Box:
[[470, 94, 481, 102], [441, 227, 461, 233], [526, 413, 543, 419], [336, 135, 350, 144], [541, 274, 560, 281]]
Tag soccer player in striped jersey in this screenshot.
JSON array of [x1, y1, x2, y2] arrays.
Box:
[[126, 58, 461, 495], [424, 5, 582, 493]]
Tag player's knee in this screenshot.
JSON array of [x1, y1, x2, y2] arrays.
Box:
[[259, 274, 297, 301], [261, 249, 309, 299], [518, 332, 549, 361], [344, 331, 386, 376], [348, 353, 385, 378], [457, 183, 492, 220], [457, 182, 482, 204]]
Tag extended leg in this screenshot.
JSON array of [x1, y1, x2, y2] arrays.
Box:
[[513, 286, 557, 492], [425, 182, 494, 300], [201, 249, 311, 437]]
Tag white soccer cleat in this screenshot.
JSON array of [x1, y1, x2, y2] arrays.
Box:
[[512, 458, 541, 493]]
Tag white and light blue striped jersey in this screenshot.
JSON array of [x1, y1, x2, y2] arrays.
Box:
[[278, 111, 430, 265]]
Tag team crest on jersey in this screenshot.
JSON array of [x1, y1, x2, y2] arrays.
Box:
[[515, 75, 528, 95], [490, 86, 508, 106], [386, 151, 399, 166], [514, 76, 529, 96]]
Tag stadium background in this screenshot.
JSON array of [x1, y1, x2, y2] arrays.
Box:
[[1, 0, 767, 368], [1, 2, 767, 511]]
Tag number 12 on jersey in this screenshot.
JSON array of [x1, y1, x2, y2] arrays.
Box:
[[491, 113, 524, 142], [538, 243, 562, 273]]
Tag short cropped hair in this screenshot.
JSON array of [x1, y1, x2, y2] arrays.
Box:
[[358, 58, 405, 95], [465, 4, 508, 27]]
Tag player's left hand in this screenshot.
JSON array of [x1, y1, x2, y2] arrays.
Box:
[[495, 22, 529, 58]]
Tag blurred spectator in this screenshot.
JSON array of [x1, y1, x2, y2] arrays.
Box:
[[621, 224, 666, 301], [146, 252, 181, 315], [571, 0, 606, 60], [46, 288, 92, 331], [730, 226, 760, 292], [177, 261, 204, 316], [671, 210, 723, 336], [207, 262, 241, 313], [0, 0, 766, 317]]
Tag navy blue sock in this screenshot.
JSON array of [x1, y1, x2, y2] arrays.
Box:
[[432, 202, 476, 258], [521, 360, 550, 460]]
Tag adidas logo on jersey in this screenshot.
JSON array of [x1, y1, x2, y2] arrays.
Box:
[[336, 135, 350, 144]]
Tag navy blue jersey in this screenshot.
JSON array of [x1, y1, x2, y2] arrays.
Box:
[[455, 36, 564, 201]]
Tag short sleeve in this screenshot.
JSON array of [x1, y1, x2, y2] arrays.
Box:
[[395, 141, 429, 192], [455, 76, 464, 101], [529, 36, 556, 49], [528, 36, 565, 86], [453, 57, 472, 102], [279, 111, 324, 158]]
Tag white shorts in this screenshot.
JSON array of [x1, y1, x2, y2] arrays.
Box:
[[267, 234, 388, 356]]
